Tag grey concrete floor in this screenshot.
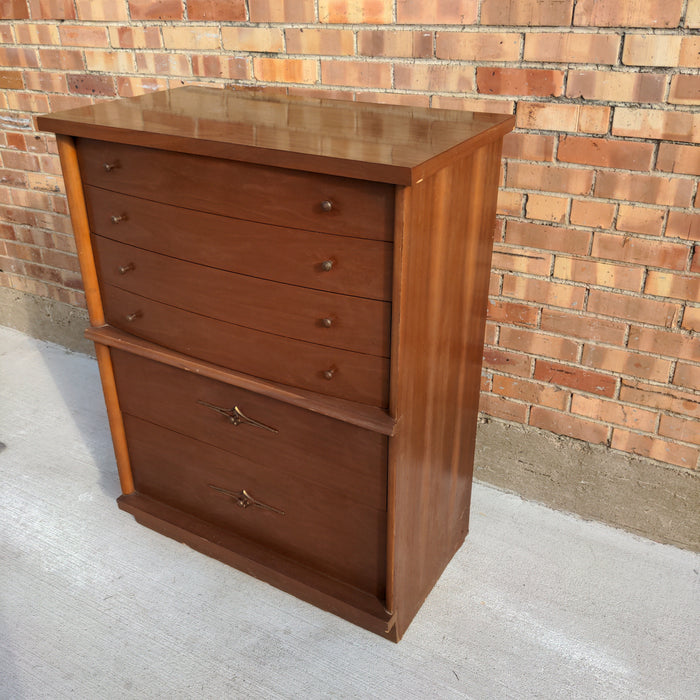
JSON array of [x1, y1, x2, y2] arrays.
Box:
[[1, 325, 698, 700]]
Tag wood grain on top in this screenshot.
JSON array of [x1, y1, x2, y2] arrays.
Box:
[[37, 86, 515, 184]]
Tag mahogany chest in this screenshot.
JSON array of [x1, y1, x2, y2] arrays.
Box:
[[38, 87, 513, 641]]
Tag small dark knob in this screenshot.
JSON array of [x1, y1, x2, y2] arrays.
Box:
[[321, 260, 334, 271], [125, 310, 142, 322], [111, 214, 126, 224], [323, 368, 336, 380], [118, 262, 135, 275], [321, 200, 333, 212], [321, 317, 333, 328]]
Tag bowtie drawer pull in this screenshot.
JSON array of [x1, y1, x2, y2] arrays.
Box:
[[209, 484, 285, 515], [197, 400, 279, 434]]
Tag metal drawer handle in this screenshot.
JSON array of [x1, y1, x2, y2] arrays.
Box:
[[323, 367, 336, 380], [320, 199, 333, 212], [125, 310, 142, 322], [103, 161, 120, 172], [111, 214, 126, 224], [321, 317, 333, 328], [209, 485, 285, 515], [320, 259, 334, 272], [197, 400, 278, 434], [118, 262, 135, 275]]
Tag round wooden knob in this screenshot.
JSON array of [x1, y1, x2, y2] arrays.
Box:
[[321, 200, 333, 212]]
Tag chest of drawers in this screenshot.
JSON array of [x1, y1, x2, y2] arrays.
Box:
[[38, 87, 513, 641]]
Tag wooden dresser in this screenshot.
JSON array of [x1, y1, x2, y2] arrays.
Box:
[[38, 87, 514, 641]]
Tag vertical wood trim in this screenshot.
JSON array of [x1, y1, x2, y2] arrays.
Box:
[[56, 134, 105, 326]]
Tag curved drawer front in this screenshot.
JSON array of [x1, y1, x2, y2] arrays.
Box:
[[111, 349, 388, 512], [93, 235, 390, 357], [125, 415, 386, 596], [103, 286, 390, 407], [77, 139, 394, 241], [85, 187, 393, 301]]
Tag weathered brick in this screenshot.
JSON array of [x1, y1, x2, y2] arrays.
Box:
[[191, 55, 249, 81], [109, 26, 162, 49], [587, 288, 679, 327], [483, 347, 532, 377], [541, 308, 627, 346], [249, 0, 313, 21], [355, 90, 430, 107], [397, 0, 478, 24], [289, 29, 355, 56], [163, 26, 220, 50], [622, 34, 683, 67], [666, 211, 700, 241], [524, 32, 620, 64], [1, 0, 29, 18], [28, 0, 75, 19], [116, 76, 168, 97], [496, 190, 524, 216], [554, 256, 643, 292], [504, 220, 590, 255], [479, 393, 529, 423], [688, 0, 700, 27], [620, 379, 699, 418], [503, 275, 586, 310], [492, 375, 569, 410], [0, 23, 13, 43], [502, 133, 555, 162], [431, 95, 514, 113], [673, 362, 700, 391], [0, 48, 39, 68], [530, 406, 609, 444], [0, 71, 23, 90], [487, 299, 538, 327], [613, 108, 700, 143], [525, 194, 568, 223], [592, 232, 688, 270], [574, 0, 683, 28], [15, 23, 60, 44], [645, 271, 699, 302], [188, 0, 246, 20], [75, 0, 128, 20], [478, 67, 564, 97], [572, 395, 657, 432], [58, 25, 109, 47], [394, 63, 473, 93], [569, 199, 615, 229], [6, 90, 50, 113], [492, 242, 553, 275], [680, 36, 700, 68], [656, 143, 700, 176], [482, 0, 574, 26], [611, 429, 698, 469], [39, 48, 84, 70], [582, 344, 671, 382], [437, 32, 520, 61], [595, 171, 694, 208], [516, 102, 609, 134], [135, 52, 190, 76], [683, 307, 700, 332], [221, 27, 283, 53], [534, 359, 616, 397], [257, 58, 317, 84], [567, 70, 666, 103], [507, 162, 593, 196], [129, 0, 184, 19], [669, 75, 700, 106], [558, 135, 653, 171], [321, 0, 393, 23], [500, 326, 579, 362], [85, 50, 137, 74], [628, 325, 700, 363], [616, 204, 664, 236], [659, 414, 700, 445]]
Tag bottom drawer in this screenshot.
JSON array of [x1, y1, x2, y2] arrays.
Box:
[[124, 415, 387, 597]]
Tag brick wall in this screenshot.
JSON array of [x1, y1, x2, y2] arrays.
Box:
[[1, 0, 698, 472]]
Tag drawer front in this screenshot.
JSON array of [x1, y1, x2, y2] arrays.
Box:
[[77, 139, 394, 241], [111, 349, 388, 511], [94, 235, 390, 358], [125, 415, 387, 596], [103, 285, 390, 407], [85, 186, 393, 301]]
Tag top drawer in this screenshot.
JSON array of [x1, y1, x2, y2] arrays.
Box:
[[76, 139, 395, 241]]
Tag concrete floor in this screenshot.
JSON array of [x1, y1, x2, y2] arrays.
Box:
[[1, 325, 698, 699]]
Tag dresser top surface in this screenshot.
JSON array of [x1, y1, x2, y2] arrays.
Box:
[[37, 86, 514, 185]]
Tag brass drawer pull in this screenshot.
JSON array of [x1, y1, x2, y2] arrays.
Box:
[[320, 199, 333, 212], [118, 262, 135, 275], [321, 317, 333, 328], [323, 367, 336, 380], [103, 161, 120, 172], [111, 214, 126, 224], [197, 400, 278, 433], [320, 259, 334, 271], [209, 485, 285, 515], [125, 310, 142, 322]]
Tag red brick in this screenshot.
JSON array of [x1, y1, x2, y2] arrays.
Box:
[[135, 52, 190, 76], [525, 194, 568, 223], [507, 162, 594, 196], [592, 232, 688, 271], [622, 34, 683, 67], [659, 414, 700, 445], [505, 220, 590, 256], [66, 74, 116, 97], [503, 275, 586, 310], [397, 0, 478, 24], [558, 135, 653, 171], [524, 32, 620, 64], [496, 190, 524, 216], [249, 0, 314, 21], [0, 71, 23, 90], [0, 23, 13, 42], [437, 32, 520, 61], [567, 70, 666, 103], [191, 55, 249, 81], [320, 0, 392, 23], [163, 26, 220, 50], [39, 48, 84, 70], [355, 91, 430, 107], [85, 50, 137, 74], [1, 0, 29, 18], [322, 60, 390, 89], [587, 288, 680, 328], [554, 256, 643, 292], [479, 393, 529, 423], [680, 36, 700, 67], [569, 199, 615, 229], [482, 0, 574, 25], [23, 71, 67, 93], [541, 308, 627, 346], [582, 344, 672, 382], [613, 108, 700, 144], [645, 271, 699, 302], [487, 299, 538, 327], [692, 248, 700, 274], [28, 0, 75, 19], [572, 395, 657, 432], [15, 23, 59, 44], [482, 347, 532, 377], [0, 48, 39, 68], [669, 74, 700, 106], [287, 29, 355, 56], [682, 307, 700, 332], [688, 0, 700, 27], [620, 379, 699, 419], [628, 325, 700, 363], [492, 375, 569, 410], [616, 204, 664, 236], [359, 30, 432, 58], [116, 76, 168, 97], [500, 326, 579, 362], [656, 143, 700, 177], [574, 0, 683, 28], [394, 63, 473, 93], [188, 0, 246, 20], [58, 25, 109, 47], [530, 406, 609, 444], [6, 91, 50, 113], [611, 429, 698, 469], [129, 0, 184, 19], [595, 171, 694, 208], [492, 243, 552, 275], [667, 212, 700, 241], [477, 67, 564, 98], [534, 359, 616, 397], [502, 133, 555, 162], [222, 27, 283, 53], [75, 0, 128, 20], [673, 362, 699, 391], [516, 102, 610, 134]]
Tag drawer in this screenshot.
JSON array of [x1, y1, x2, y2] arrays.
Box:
[[93, 235, 390, 357], [111, 349, 388, 511], [85, 187, 393, 301], [125, 415, 387, 596], [103, 285, 390, 407], [77, 139, 395, 241]]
